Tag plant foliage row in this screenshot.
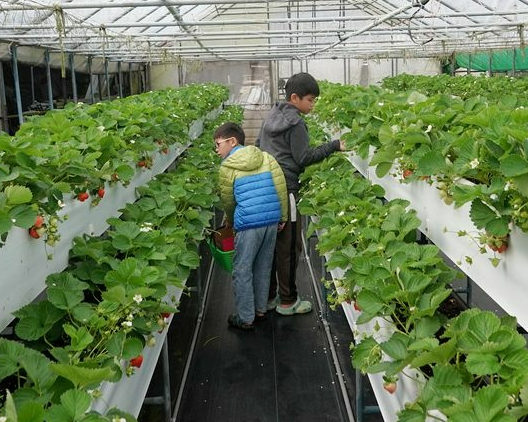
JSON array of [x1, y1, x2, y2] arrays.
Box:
[[0, 83, 228, 247], [298, 118, 528, 422], [315, 78, 528, 266], [0, 90, 243, 421]]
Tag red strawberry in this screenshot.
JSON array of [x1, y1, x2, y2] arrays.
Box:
[[34, 215, 45, 228], [383, 381, 397, 394], [161, 312, 171, 319], [130, 355, 143, 368], [402, 169, 413, 179], [161, 147, 169, 154], [77, 192, 89, 202], [137, 160, 146, 168], [97, 188, 105, 198], [496, 243, 508, 253], [353, 302, 362, 312], [29, 227, 40, 239]]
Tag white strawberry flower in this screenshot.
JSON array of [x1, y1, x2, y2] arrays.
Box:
[[338, 211, 345, 217], [122, 320, 132, 327], [469, 158, 479, 169], [133, 294, 143, 304], [425, 124, 433, 133], [490, 194, 498, 200]]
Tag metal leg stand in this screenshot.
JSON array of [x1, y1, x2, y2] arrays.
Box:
[[453, 275, 472, 308], [143, 338, 171, 422], [355, 369, 380, 422]]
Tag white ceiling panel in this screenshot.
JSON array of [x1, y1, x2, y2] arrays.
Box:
[[0, 0, 526, 63]]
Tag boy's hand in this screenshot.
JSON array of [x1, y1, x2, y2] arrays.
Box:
[[339, 139, 346, 151]]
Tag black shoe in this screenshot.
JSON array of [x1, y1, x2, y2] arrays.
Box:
[[228, 314, 255, 331], [254, 313, 267, 323]]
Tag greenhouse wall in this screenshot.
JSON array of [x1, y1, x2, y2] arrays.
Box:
[[149, 64, 181, 90], [277, 57, 441, 86]]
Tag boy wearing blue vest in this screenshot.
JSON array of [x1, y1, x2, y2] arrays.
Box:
[[215, 122, 288, 331]]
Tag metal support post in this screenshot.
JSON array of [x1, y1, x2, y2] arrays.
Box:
[[45, 50, 54, 110], [88, 56, 95, 104], [129, 62, 133, 95], [104, 58, 110, 99], [69, 53, 77, 103], [97, 74, 103, 102], [0, 62, 9, 133], [118, 61, 123, 98], [10, 44, 24, 126]]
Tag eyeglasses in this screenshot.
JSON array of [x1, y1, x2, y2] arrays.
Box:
[[214, 137, 235, 149]]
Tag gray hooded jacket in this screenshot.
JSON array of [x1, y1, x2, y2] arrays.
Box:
[[256, 101, 340, 195]]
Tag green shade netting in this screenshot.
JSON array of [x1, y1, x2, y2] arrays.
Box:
[[456, 47, 528, 72]]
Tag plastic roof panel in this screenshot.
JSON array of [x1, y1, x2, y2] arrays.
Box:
[[0, 0, 527, 63]]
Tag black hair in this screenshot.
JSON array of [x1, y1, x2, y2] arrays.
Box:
[[285, 72, 320, 101], [213, 122, 245, 146]]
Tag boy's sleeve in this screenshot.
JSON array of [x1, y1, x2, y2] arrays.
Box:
[[218, 165, 236, 225], [268, 154, 288, 222], [290, 122, 340, 168]]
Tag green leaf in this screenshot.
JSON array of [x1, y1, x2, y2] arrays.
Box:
[[474, 386, 511, 422], [178, 250, 200, 268], [17, 401, 45, 422], [351, 336, 382, 371], [499, 155, 528, 177], [46, 273, 88, 311], [14, 301, 66, 341], [375, 162, 393, 178], [5, 390, 18, 422], [469, 199, 498, 230], [512, 173, 528, 197], [380, 333, 409, 360], [4, 184, 33, 205], [63, 324, 94, 352], [61, 389, 92, 419], [45, 404, 71, 422], [122, 337, 144, 360], [9, 205, 38, 229], [0, 210, 14, 233], [106, 331, 126, 357], [418, 151, 446, 175], [485, 217, 510, 237], [115, 164, 135, 181], [465, 352, 500, 375], [50, 363, 116, 388], [396, 407, 427, 422]]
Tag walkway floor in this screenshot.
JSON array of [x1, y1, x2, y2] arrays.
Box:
[[138, 235, 383, 422]]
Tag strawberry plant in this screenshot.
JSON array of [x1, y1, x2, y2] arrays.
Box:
[[0, 83, 229, 248], [299, 116, 528, 422], [0, 92, 236, 420], [314, 79, 528, 268]]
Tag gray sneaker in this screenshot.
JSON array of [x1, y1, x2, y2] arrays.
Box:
[[275, 297, 312, 315], [267, 296, 279, 311]]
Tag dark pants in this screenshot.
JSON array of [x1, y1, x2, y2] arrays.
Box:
[[269, 193, 303, 305]]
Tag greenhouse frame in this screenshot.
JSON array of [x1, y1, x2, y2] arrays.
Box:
[[1, 1, 528, 422]]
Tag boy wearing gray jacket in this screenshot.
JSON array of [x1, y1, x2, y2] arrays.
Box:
[[256, 72, 345, 315]]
